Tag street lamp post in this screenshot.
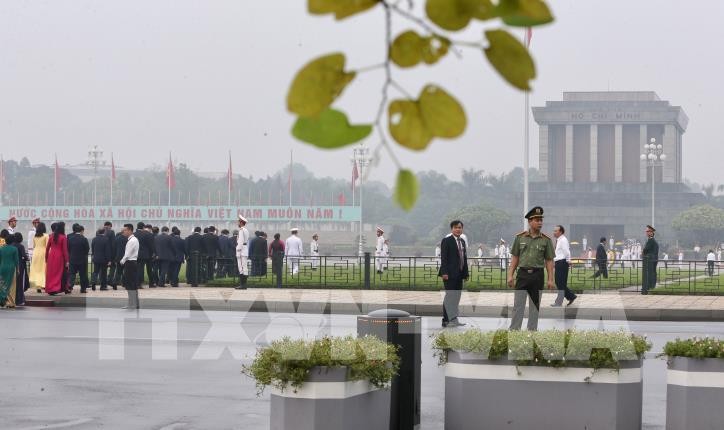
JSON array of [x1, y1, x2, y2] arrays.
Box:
[[640, 138, 666, 226], [87, 145, 105, 228], [352, 145, 371, 257]]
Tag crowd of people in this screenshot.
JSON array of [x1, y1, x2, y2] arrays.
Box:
[[0, 215, 329, 308]]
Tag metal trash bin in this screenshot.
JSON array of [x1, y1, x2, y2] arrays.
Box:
[[357, 309, 421, 430]]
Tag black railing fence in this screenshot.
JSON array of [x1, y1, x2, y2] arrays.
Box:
[[29, 254, 723, 294]]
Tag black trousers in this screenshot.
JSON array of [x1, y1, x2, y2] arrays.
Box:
[[593, 262, 608, 279], [110, 261, 123, 286], [92, 262, 108, 288], [151, 259, 160, 285], [554, 260, 576, 304], [122, 260, 138, 290], [187, 255, 201, 286], [68, 262, 89, 292], [708, 261, 715, 276], [136, 258, 151, 286], [442, 277, 463, 323], [169, 261, 182, 286], [159, 260, 172, 286]]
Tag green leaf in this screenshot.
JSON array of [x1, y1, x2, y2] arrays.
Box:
[[391, 31, 450, 68], [292, 109, 372, 149], [390, 31, 424, 68], [426, 0, 497, 31], [388, 100, 433, 150], [420, 36, 451, 65], [394, 169, 419, 211], [287, 53, 356, 118], [484, 29, 536, 90], [419, 85, 466, 138], [308, 0, 379, 20], [497, 0, 554, 27], [388, 85, 466, 150]]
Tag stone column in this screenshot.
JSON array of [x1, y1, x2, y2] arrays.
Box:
[[590, 124, 598, 183], [614, 124, 623, 182], [565, 125, 573, 182], [663, 124, 677, 183], [538, 125, 549, 181], [639, 125, 647, 183]]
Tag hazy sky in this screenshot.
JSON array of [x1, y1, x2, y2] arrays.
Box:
[[1, 0, 722, 186]]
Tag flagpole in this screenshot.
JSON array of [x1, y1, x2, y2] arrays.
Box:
[[110, 153, 114, 206], [54, 154, 58, 206], [289, 150, 293, 206], [228, 150, 232, 206], [523, 28, 531, 229], [168, 152, 172, 206]]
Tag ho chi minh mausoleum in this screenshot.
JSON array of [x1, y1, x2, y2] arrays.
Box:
[[531, 91, 703, 245]]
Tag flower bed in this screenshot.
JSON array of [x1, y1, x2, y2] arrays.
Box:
[[663, 337, 724, 430], [433, 329, 651, 430]]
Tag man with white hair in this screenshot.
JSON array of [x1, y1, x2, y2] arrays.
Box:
[[234, 215, 250, 290], [285, 227, 303, 276]]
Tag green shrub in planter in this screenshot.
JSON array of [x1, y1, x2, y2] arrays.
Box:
[[435, 329, 651, 430], [663, 337, 724, 359], [242, 335, 400, 395], [663, 337, 724, 430], [432, 329, 651, 368]]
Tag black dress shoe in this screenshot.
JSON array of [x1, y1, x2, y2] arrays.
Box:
[[81, 290, 87, 294], [112, 285, 117, 291], [91, 286, 96, 291], [100, 287, 108, 291], [567, 296, 577, 306]]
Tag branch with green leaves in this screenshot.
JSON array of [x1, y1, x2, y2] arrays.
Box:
[[287, 0, 553, 210]]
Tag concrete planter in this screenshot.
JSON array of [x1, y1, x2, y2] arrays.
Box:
[[666, 357, 724, 430], [270, 366, 390, 430], [445, 352, 643, 430]]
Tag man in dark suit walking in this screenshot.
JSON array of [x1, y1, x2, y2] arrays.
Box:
[[592, 237, 608, 279], [91, 229, 112, 290], [134, 222, 155, 288], [438, 220, 469, 327], [185, 227, 204, 287], [154, 226, 175, 287], [202, 226, 220, 282], [110, 230, 127, 290], [170, 227, 185, 287], [103, 222, 116, 286], [67, 223, 90, 293]]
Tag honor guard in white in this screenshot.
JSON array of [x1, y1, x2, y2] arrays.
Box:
[[375, 226, 385, 274], [285, 227, 303, 276], [310, 233, 320, 270], [235, 215, 250, 290]]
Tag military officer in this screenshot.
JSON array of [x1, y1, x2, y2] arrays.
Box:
[[285, 227, 303, 276], [375, 226, 385, 274], [235, 215, 250, 290], [507, 206, 555, 331], [310, 233, 320, 270], [641, 225, 659, 295]]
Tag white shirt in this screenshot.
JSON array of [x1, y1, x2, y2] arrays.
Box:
[[121, 235, 139, 264], [707, 252, 716, 262], [477, 248, 483, 258], [310, 240, 319, 255], [28, 228, 36, 250], [554, 235, 571, 262], [285, 235, 303, 256]]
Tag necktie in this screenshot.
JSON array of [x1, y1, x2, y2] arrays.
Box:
[[457, 238, 463, 270]]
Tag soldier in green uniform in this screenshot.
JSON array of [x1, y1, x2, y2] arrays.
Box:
[[507, 206, 555, 331], [641, 225, 659, 295]]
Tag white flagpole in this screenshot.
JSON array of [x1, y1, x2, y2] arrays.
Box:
[[523, 29, 531, 229]]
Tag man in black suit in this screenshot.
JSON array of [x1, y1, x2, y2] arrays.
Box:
[[67, 224, 90, 293], [103, 222, 116, 286], [170, 227, 185, 287], [110, 228, 128, 290], [217, 229, 234, 278], [185, 227, 204, 287], [202, 226, 220, 282], [135, 222, 155, 288], [438, 220, 469, 327], [592, 237, 608, 279], [91, 228, 112, 290], [150, 225, 161, 286], [155, 226, 175, 287]]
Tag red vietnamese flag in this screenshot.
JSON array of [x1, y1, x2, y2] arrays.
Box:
[[166, 153, 176, 189], [227, 151, 233, 192], [337, 192, 346, 206], [111, 153, 117, 181], [525, 27, 532, 48], [351, 161, 359, 191]]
